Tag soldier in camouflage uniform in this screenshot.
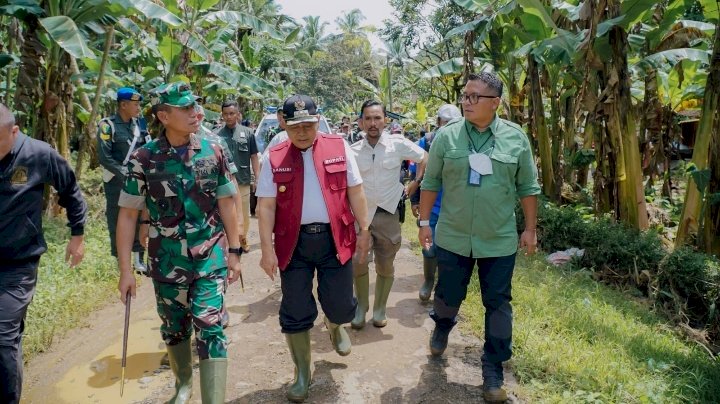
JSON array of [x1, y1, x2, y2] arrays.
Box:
[[116, 82, 243, 404], [97, 87, 150, 273]]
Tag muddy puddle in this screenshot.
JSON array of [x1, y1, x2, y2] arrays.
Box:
[[23, 309, 170, 404]]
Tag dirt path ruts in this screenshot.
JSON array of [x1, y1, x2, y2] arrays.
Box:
[[23, 218, 520, 403]]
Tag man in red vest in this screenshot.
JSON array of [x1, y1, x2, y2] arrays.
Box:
[[256, 94, 370, 403]]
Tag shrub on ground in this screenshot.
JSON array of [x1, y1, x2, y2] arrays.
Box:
[[527, 201, 720, 347]]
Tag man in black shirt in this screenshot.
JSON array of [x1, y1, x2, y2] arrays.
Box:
[[215, 101, 259, 250], [0, 103, 87, 404]]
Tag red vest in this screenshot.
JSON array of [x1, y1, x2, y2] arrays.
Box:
[[269, 133, 357, 270]]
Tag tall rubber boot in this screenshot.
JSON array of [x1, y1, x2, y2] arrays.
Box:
[[166, 340, 193, 404], [372, 275, 394, 327], [419, 256, 437, 302], [285, 331, 312, 403], [199, 358, 227, 404], [351, 273, 370, 330], [323, 317, 351, 356]]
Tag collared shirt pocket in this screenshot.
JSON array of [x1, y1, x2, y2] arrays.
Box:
[[490, 151, 519, 178], [443, 149, 470, 178], [234, 131, 249, 152], [145, 171, 177, 200]]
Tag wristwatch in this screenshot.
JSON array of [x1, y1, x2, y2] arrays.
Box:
[[360, 226, 370, 232], [418, 219, 430, 227], [228, 247, 244, 256]]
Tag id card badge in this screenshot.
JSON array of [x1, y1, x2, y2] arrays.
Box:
[[468, 167, 482, 187], [145, 134, 152, 143]]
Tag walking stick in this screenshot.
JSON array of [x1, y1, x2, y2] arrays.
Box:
[[239, 270, 245, 292], [120, 291, 131, 396]]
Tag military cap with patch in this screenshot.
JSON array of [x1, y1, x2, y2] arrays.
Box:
[[117, 87, 143, 102], [282, 94, 319, 126], [156, 82, 200, 107]]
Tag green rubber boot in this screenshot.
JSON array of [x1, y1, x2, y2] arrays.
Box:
[[166, 340, 193, 404], [324, 317, 352, 356], [372, 275, 394, 327], [199, 358, 227, 404], [285, 331, 312, 402], [419, 256, 437, 302], [350, 273, 370, 330]]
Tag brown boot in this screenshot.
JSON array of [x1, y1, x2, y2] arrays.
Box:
[[482, 386, 508, 403]]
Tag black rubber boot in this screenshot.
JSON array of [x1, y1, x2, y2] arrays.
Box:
[[429, 325, 451, 356]]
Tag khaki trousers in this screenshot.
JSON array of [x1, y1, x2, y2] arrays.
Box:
[[352, 209, 402, 277]]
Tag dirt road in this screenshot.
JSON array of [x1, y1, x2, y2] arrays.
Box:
[[22, 218, 519, 403]]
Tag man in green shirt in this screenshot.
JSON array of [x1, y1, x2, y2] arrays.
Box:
[[418, 72, 540, 403]]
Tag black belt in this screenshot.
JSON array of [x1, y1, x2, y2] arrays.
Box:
[[300, 223, 331, 234]]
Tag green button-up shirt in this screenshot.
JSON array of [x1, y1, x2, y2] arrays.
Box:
[[421, 115, 540, 258], [118, 133, 237, 284]]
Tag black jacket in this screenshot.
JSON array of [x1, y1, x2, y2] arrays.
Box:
[[0, 132, 87, 264]]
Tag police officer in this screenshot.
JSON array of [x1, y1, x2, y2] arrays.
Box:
[[0, 103, 87, 404], [97, 87, 149, 273], [117, 83, 243, 404], [410, 104, 462, 302], [256, 94, 370, 403], [215, 101, 259, 250], [349, 100, 427, 330]]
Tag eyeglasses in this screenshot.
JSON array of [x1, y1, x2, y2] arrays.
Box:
[[459, 93, 498, 105]]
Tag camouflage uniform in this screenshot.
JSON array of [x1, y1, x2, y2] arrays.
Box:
[[118, 132, 236, 359]]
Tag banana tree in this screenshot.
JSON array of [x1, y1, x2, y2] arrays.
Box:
[[677, 12, 720, 251]]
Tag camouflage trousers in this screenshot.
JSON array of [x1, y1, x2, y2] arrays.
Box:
[[153, 268, 227, 359]]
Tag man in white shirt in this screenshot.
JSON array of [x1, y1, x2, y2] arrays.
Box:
[[350, 100, 427, 329], [256, 94, 370, 402]]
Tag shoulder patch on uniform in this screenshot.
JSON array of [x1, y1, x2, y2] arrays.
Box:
[[99, 122, 112, 140]]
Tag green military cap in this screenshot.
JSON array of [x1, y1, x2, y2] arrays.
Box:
[[155, 82, 200, 107]]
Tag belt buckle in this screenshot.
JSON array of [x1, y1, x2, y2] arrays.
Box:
[[308, 224, 320, 233]]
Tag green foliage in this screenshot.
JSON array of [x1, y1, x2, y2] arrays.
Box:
[[657, 247, 720, 334], [462, 255, 720, 402]]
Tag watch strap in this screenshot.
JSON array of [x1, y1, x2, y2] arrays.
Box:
[[228, 247, 244, 256]]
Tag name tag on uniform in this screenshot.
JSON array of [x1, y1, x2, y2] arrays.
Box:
[[324, 156, 345, 164], [272, 167, 292, 173]]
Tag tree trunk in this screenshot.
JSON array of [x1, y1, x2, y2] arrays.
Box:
[[676, 25, 720, 247], [463, 30, 475, 82], [75, 26, 114, 180], [13, 17, 45, 134], [528, 56, 555, 199], [607, 23, 649, 229]]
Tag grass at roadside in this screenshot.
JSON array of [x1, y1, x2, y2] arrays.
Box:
[[400, 214, 720, 403], [22, 168, 120, 362], [23, 219, 119, 361]]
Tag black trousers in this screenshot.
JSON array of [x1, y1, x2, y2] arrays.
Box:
[[279, 230, 356, 334], [0, 261, 39, 404], [431, 246, 516, 364]]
